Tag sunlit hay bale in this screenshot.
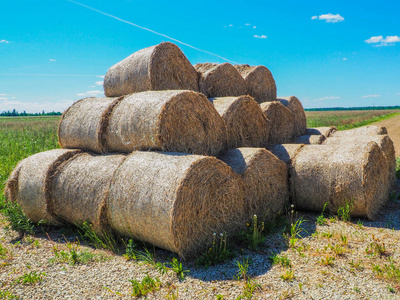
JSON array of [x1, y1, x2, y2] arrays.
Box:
[[106, 90, 227, 156], [291, 143, 389, 219], [305, 127, 337, 137], [260, 101, 295, 144], [294, 135, 326, 145], [268, 144, 305, 166], [104, 42, 199, 97], [210, 96, 270, 148], [278, 96, 307, 137], [106, 151, 245, 258], [234, 64, 276, 103], [324, 134, 396, 188], [332, 125, 387, 137], [194, 63, 247, 97], [4, 149, 81, 225], [58, 97, 123, 153], [48, 153, 126, 234], [219, 148, 289, 222]]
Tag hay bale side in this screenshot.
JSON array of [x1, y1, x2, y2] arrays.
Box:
[[106, 151, 245, 258], [332, 125, 387, 137], [106, 90, 227, 156], [291, 143, 389, 219], [305, 127, 337, 137], [260, 101, 295, 144], [219, 148, 288, 222], [210, 96, 270, 148], [58, 97, 123, 153], [194, 63, 246, 97], [48, 153, 126, 234], [234, 64, 276, 103], [268, 144, 305, 165], [4, 161, 23, 203], [294, 135, 326, 145], [104, 42, 199, 97], [4, 149, 81, 225], [278, 96, 307, 136]]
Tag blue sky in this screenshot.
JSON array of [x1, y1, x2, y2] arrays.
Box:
[[0, 0, 399, 112]]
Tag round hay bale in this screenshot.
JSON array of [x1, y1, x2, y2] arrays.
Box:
[[4, 149, 81, 225], [219, 148, 289, 222], [332, 125, 387, 137], [268, 144, 305, 165], [260, 101, 295, 145], [4, 161, 23, 204], [104, 42, 199, 97], [48, 153, 126, 234], [305, 127, 337, 137], [210, 96, 270, 148], [294, 135, 326, 145], [278, 96, 307, 136], [106, 90, 227, 156], [234, 64, 276, 103], [194, 63, 247, 97], [291, 143, 390, 219], [106, 151, 245, 258], [58, 96, 123, 153]]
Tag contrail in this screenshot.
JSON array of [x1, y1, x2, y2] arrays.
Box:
[[65, 0, 238, 64]]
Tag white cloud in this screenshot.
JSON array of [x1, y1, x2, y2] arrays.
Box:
[[77, 90, 104, 97], [365, 35, 400, 46], [86, 90, 103, 95], [0, 40, 10, 44], [0, 94, 7, 96], [0, 99, 74, 114], [311, 13, 344, 23], [254, 35, 267, 39], [229, 24, 233, 27], [315, 96, 341, 101], [77, 93, 87, 96], [49, 59, 56, 62], [95, 81, 104, 86], [0, 97, 7, 100], [343, 58, 348, 61], [384, 36, 400, 43], [96, 75, 105, 78], [361, 95, 381, 98], [245, 23, 251, 26], [365, 36, 383, 43]]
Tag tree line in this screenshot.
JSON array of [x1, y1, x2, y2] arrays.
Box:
[[305, 105, 400, 111], [0, 109, 62, 117]]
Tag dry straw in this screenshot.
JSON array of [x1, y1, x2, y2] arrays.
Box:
[[104, 42, 199, 97], [268, 144, 305, 166], [58, 96, 123, 153], [260, 101, 295, 145], [106, 151, 245, 258], [4, 149, 81, 225], [219, 148, 288, 222], [305, 127, 337, 137], [332, 125, 387, 137], [291, 143, 390, 219], [278, 96, 307, 137], [194, 63, 247, 97], [234, 64, 276, 103], [48, 153, 126, 234], [106, 90, 227, 155], [294, 135, 326, 145], [210, 96, 270, 148]]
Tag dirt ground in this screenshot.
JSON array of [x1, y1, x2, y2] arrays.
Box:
[[375, 114, 400, 156]]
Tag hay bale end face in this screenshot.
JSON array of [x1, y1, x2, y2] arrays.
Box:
[[305, 127, 337, 137], [194, 63, 247, 97], [294, 135, 326, 145], [210, 96, 270, 148], [104, 42, 199, 97], [106, 90, 227, 156], [4, 149, 81, 225], [278, 96, 307, 137], [107, 151, 245, 258], [332, 125, 387, 137], [234, 64, 277, 103], [48, 153, 126, 234], [219, 148, 289, 222], [260, 101, 295, 145]]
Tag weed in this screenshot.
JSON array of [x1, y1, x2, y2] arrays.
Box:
[[166, 287, 179, 300], [240, 215, 266, 250], [130, 274, 160, 297], [336, 200, 353, 222], [388, 285, 396, 293], [353, 286, 361, 293], [396, 157, 400, 179], [298, 282, 303, 292], [320, 255, 335, 266], [196, 232, 234, 267], [357, 220, 364, 229], [340, 234, 348, 246], [1, 200, 34, 237], [50, 243, 97, 265], [235, 258, 250, 281], [333, 244, 344, 256], [13, 271, 45, 285], [280, 269, 295, 281], [124, 239, 138, 260], [241, 277, 261, 299], [0, 290, 17, 299], [321, 232, 333, 238], [216, 294, 224, 300], [77, 221, 117, 252], [0, 243, 9, 260], [366, 236, 387, 257], [349, 260, 364, 271], [316, 202, 329, 226], [169, 257, 189, 281], [270, 254, 292, 268], [285, 217, 307, 248]]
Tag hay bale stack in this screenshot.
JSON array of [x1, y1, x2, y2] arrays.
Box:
[[194, 63, 246, 97], [291, 143, 390, 219], [4, 149, 81, 225], [104, 42, 199, 97], [106, 90, 227, 155], [294, 135, 326, 145], [48, 153, 126, 234], [58, 97, 123, 153], [332, 125, 387, 137], [219, 148, 288, 222], [210, 96, 270, 148], [234, 64, 276, 103], [278, 96, 307, 136], [268, 144, 305, 165], [305, 127, 337, 137], [260, 101, 295, 144], [107, 151, 245, 258]]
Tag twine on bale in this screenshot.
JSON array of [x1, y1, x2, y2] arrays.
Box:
[[278, 96, 307, 137]]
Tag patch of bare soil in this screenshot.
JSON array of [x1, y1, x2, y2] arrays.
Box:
[[375, 114, 400, 156]]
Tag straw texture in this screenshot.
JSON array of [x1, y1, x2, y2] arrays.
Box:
[[305, 127, 337, 137], [268, 144, 305, 165], [332, 125, 387, 137], [4, 149, 81, 225], [278, 96, 307, 137], [294, 135, 326, 145], [106, 151, 245, 258], [260, 101, 295, 144], [106, 90, 227, 155], [219, 148, 288, 222], [104, 42, 199, 97], [210, 96, 270, 148], [234, 64, 276, 103], [194, 63, 246, 97], [48, 153, 126, 234]]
